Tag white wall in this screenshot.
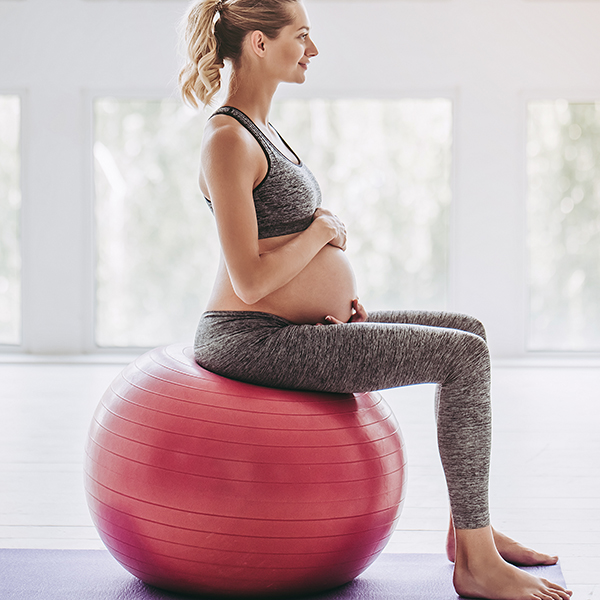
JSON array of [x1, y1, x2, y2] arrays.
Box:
[[1, 0, 600, 357]]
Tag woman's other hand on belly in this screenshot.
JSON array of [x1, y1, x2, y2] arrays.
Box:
[[312, 208, 347, 251], [319, 299, 368, 325]]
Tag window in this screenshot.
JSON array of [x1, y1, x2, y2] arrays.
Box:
[[93, 98, 217, 348], [0, 95, 21, 346], [271, 99, 452, 311], [93, 98, 452, 347], [528, 100, 600, 351]]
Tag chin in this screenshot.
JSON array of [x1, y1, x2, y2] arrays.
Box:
[[284, 76, 305, 85]]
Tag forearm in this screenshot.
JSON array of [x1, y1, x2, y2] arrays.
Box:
[[230, 220, 332, 304]]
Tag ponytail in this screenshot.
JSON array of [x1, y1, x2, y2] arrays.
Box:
[[179, 0, 224, 108]]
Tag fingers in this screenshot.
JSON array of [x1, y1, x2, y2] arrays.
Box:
[[330, 223, 347, 251], [313, 208, 347, 250], [312, 207, 332, 219], [312, 207, 327, 220], [320, 300, 369, 326], [350, 298, 368, 323], [324, 315, 345, 325], [330, 236, 347, 251], [318, 299, 368, 326]]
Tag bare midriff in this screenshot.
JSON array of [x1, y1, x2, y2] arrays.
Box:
[[205, 230, 358, 324]]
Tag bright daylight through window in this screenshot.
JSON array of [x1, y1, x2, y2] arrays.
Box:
[[0, 95, 21, 346], [528, 100, 600, 351], [94, 98, 452, 348], [94, 99, 215, 348]]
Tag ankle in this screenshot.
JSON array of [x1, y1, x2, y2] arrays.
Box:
[[454, 525, 501, 566]]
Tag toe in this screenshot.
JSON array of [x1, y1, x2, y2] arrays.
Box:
[[543, 579, 572, 599]]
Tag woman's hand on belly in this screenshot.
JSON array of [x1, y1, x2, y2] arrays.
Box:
[[321, 299, 368, 325], [312, 208, 347, 251], [249, 242, 359, 324], [207, 217, 359, 324]]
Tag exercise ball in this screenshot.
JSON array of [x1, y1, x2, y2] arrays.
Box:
[[84, 344, 406, 597]]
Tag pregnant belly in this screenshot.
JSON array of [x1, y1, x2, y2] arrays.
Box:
[[263, 245, 358, 324], [207, 244, 359, 324]]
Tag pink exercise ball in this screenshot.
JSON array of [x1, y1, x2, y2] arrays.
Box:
[[84, 344, 406, 597]]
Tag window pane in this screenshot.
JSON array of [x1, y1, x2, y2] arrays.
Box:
[[528, 101, 600, 351], [0, 96, 21, 346], [94, 99, 217, 348], [270, 99, 452, 311]]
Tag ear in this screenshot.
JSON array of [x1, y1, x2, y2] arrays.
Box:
[[248, 30, 267, 57]]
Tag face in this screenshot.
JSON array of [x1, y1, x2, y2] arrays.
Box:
[[263, 2, 319, 84]]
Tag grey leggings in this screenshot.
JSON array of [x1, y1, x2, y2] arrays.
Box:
[[194, 309, 491, 530]]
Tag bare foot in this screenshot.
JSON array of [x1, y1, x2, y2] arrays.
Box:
[[446, 516, 559, 566], [491, 528, 559, 567], [454, 526, 572, 600], [454, 558, 572, 600]]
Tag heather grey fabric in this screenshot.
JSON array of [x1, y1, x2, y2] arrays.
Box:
[[204, 106, 322, 239], [194, 309, 492, 530]]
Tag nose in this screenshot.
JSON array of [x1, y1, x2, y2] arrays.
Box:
[[306, 35, 319, 58]]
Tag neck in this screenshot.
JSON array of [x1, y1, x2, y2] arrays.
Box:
[[223, 67, 279, 128]]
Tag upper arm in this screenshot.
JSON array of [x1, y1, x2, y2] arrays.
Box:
[[200, 120, 266, 290]]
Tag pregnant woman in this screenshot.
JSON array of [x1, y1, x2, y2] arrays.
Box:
[[180, 1, 571, 598]]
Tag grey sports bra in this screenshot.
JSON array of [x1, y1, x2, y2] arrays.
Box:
[[205, 106, 322, 239]]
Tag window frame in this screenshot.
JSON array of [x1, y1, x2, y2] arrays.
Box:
[[520, 90, 600, 358], [0, 89, 25, 350], [81, 87, 458, 353]]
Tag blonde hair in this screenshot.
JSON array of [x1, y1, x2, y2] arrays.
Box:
[[179, 0, 298, 108]]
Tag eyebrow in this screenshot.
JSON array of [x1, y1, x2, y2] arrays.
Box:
[[297, 26, 310, 32]]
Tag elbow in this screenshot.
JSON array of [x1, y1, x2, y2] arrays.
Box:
[[232, 278, 267, 306]]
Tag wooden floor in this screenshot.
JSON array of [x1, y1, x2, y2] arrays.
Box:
[[1, 360, 598, 598]]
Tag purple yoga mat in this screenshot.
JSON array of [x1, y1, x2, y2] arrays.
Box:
[[0, 549, 566, 600]]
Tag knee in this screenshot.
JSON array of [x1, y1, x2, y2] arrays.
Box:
[[461, 315, 487, 342], [466, 330, 489, 359], [471, 318, 487, 342], [453, 332, 490, 379]]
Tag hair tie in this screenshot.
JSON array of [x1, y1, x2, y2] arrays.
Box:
[[216, 0, 223, 13]]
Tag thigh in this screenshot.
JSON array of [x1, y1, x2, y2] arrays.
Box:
[[367, 309, 487, 341], [250, 319, 489, 394]]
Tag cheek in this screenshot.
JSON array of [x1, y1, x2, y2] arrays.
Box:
[[285, 42, 304, 63]]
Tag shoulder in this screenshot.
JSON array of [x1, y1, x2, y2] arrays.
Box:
[[200, 113, 268, 194], [202, 114, 264, 166]]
